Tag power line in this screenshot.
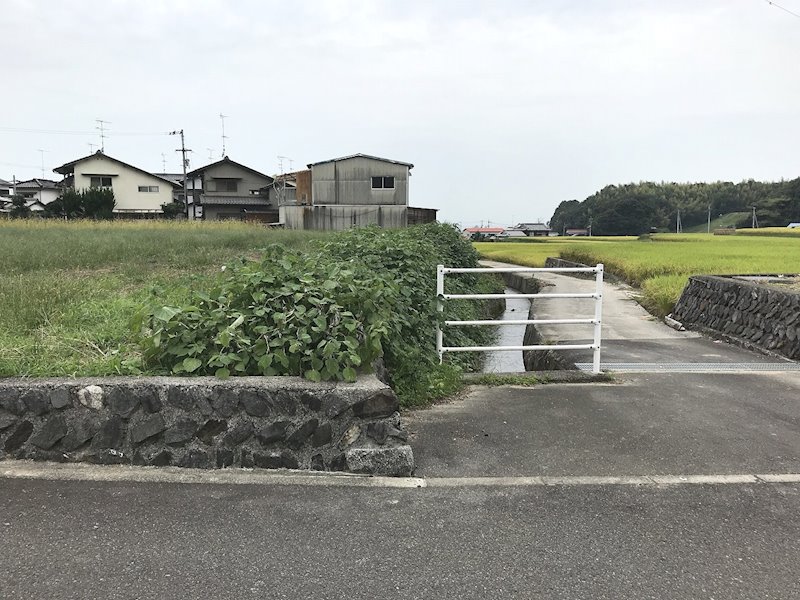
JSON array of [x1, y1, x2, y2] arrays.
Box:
[[0, 126, 170, 136], [764, 0, 800, 19]]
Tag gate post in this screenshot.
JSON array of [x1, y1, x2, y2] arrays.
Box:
[[436, 264, 444, 364], [592, 263, 604, 374]]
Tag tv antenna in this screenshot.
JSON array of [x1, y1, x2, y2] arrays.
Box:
[[161, 153, 167, 172], [206, 148, 214, 161], [88, 142, 97, 153], [95, 119, 110, 152], [36, 149, 47, 178], [219, 113, 228, 156]]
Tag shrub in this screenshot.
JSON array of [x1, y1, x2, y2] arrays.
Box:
[[140, 223, 502, 405]]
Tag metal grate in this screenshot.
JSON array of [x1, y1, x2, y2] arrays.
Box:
[[576, 362, 800, 373]]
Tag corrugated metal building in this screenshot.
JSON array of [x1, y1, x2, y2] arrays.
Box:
[[280, 153, 437, 231]]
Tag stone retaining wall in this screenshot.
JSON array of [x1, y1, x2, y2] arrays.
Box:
[[0, 375, 413, 476], [672, 276, 800, 360], [544, 257, 596, 280]]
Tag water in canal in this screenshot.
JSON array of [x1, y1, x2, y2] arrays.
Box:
[[481, 288, 531, 373]]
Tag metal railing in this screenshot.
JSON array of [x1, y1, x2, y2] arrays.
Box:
[[436, 264, 605, 374]]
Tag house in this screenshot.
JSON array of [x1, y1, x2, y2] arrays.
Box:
[[565, 228, 589, 236], [463, 227, 505, 240], [514, 222, 552, 237], [14, 179, 61, 207], [788, 223, 800, 229], [53, 151, 180, 217], [0, 178, 12, 198], [279, 153, 437, 230], [499, 228, 528, 239], [185, 156, 277, 222]]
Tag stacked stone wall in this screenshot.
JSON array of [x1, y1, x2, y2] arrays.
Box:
[[0, 375, 413, 476], [672, 276, 800, 360]]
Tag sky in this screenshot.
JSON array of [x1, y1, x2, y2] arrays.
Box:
[[2, 0, 799, 226]]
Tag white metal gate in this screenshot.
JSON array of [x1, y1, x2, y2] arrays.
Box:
[[436, 264, 605, 374]]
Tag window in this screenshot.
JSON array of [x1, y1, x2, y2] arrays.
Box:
[[138, 185, 159, 192], [371, 176, 395, 189], [90, 176, 113, 188], [213, 179, 238, 192]]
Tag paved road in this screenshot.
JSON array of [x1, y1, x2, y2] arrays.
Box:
[[2, 476, 800, 599], [407, 372, 800, 478]]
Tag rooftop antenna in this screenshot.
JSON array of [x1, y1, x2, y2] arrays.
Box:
[[36, 149, 46, 178], [219, 113, 228, 156], [95, 119, 110, 152], [88, 142, 97, 153], [206, 148, 214, 161], [276, 155, 291, 205], [161, 153, 167, 172]]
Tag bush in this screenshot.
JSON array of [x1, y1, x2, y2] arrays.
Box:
[[140, 223, 503, 406], [46, 188, 115, 220]]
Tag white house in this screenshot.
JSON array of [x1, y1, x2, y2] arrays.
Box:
[[14, 179, 61, 207], [54, 151, 179, 216]]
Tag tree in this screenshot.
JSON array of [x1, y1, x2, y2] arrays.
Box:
[[160, 201, 186, 219], [9, 194, 31, 219], [45, 188, 116, 220]]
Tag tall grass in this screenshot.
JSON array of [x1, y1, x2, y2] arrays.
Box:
[[0, 220, 327, 376]]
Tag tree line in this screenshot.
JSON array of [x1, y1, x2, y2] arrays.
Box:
[[549, 178, 800, 235]]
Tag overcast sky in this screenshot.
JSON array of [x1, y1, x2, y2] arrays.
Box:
[[3, 0, 799, 226]]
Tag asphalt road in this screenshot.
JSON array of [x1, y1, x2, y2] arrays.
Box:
[[407, 372, 800, 478], [2, 477, 799, 599]]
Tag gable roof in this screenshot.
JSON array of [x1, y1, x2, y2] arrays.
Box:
[[463, 227, 504, 234], [53, 151, 181, 187], [307, 153, 414, 169], [15, 178, 60, 190], [186, 156, 273, 181]]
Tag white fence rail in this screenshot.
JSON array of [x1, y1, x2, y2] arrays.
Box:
[[436, 264, 605, 374]]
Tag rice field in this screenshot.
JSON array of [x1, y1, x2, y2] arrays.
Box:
[[0, 220, 325, 376], [476, 232, 800, 316]]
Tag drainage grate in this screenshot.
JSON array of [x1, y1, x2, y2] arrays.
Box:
[[576, 362, 800, 373]]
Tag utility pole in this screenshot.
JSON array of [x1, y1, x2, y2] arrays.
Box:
[[676, 209, 682, 234], [752, 205, 759, 229], [219, 113, 228, 156], [169, 129, 191, 219], [96, 119, 110, 152], [707, 204, 711, 234]]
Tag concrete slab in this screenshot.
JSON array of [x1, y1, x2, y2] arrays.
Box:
[[406, 372, 800, 478]]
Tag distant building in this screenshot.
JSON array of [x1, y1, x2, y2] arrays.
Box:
[[14, 178, 61, 208], [514, 222, 552, 237], [788, 223, 800, 229], [280, 153, 437, 230], [54, 151, 180, 217], [0, 178, 11, 198], [463, 226, 505, 240], [185, 157, 277, 222], [565, 228, 589, 236], [499, 228, 528, 239]]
